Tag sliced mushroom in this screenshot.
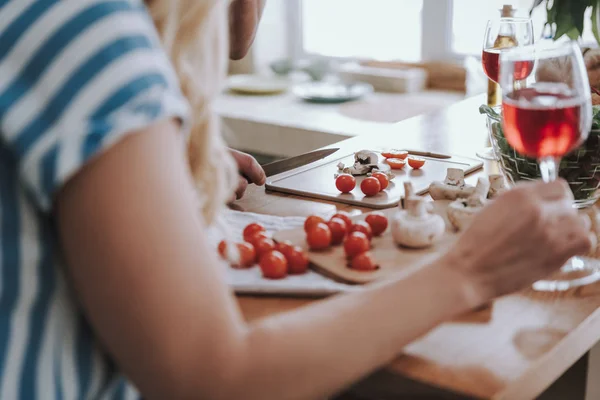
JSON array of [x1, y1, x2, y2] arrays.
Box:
[[488, 174, 507, 199], [429, 168, 475, 200], [447, 177, 490, 231], [391, 196, 445, 249]]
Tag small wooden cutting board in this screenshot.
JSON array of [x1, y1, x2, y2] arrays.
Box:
[[273, 200, 460, 284]]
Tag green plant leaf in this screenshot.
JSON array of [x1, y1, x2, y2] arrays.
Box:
[[593, 1, 600, 44], [478, 105, 501, 121], [569, 0, 589, 35]]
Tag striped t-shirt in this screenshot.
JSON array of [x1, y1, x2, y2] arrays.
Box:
[[0, 1, 190, 398]]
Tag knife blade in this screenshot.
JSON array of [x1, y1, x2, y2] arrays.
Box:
[[262, 148, 340, 177]]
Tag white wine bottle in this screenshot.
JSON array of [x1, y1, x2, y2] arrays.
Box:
[[487, 4, 516, 107]]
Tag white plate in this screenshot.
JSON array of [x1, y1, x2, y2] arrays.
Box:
[[227, 74, 290, 95], [293, 81, 373, 103]]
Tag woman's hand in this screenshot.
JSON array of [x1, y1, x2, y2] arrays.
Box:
[[445, 179, 594, 306], [229, 148, 266, 200]]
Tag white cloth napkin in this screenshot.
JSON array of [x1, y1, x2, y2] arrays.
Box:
[[207, 209, 358, 297]]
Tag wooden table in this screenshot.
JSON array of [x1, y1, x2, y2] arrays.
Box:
[[233, 94, 600, 400]]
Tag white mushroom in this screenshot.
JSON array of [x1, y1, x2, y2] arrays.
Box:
[[400, 181, 415, 210], [447, 177, 490, 231], [488, 174, 507, 199], [344, 150, 391, 175], [391, 196, 445, 249], [429, 168, 475, 200]]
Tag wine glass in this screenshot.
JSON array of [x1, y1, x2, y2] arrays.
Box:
[[477, 17, 535, 161], [499, 41, 600, 291]]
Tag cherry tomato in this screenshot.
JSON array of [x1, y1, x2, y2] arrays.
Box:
[[360, 177, 381, 197], [304, 215, 326, 232], [286, 246, 309, 275], [218, 240, 228, 259], [350, 252, 379, 271], [306, 222, 332, 251], [259, 250, 288, 279], [327, 217, 348, 245], [243, 223, 265, 242], [386, 158, 406, 170], [370, 171, 389, 191], [344, 232, 370, 259], [381, 150, 408, 160], [332, 212, 353, 233], [365, 212, 389, 237], [350, 221, 373, 240], [335, 174, 356, 194], [408, 156, 426, 169], [254, 237, 276, 259], [246, 231, 270, 247], [229, 242, 256, 268], [274, 240, 294, 256]]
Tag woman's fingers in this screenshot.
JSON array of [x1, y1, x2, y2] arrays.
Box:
[[534, 179, 573, 201]]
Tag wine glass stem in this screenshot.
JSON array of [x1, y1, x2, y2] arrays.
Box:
[[539, 156, 559, 183]]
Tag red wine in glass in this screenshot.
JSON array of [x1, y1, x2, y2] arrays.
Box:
[[482, 48, 535, 83], [500, 41, 597, 292], [502, 87, 584, 159]]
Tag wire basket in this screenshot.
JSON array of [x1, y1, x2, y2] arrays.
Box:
[[485, 106, 600, 208]]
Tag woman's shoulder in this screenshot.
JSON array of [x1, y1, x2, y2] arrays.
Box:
[[0, 0, 190, 211]]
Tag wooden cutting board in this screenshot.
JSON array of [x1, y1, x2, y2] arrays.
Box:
[[265, 151, 482, 209], [273, 200, 460, 284]]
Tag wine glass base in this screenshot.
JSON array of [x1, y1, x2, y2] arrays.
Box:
[[476, 147, 498, 161], [532, 256, 600, 291]]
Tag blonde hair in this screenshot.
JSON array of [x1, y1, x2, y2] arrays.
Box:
[[147, 0, 238, 223]]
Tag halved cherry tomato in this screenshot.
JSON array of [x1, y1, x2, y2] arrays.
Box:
[[360, 177, 381, 197], [243, 223, 265, 242], [254, 237, 276, 259], [344, 232, 370, 259], [304, 215, 326, 232], [408, 156, 426, 169], [365, 212, 388, 237], [332, 212, 353, 233], [274, 240, 294, 255], [386, 158, 406, 170], [306, 222, 332, 251], [237, 243, 257, 268], [246, 231, 270, 247], [370, 171, 389, 191], [335, 174, 356, 194], [286, 246, 309, 274], [218, 240, 228, 259], [350, 251, 379, 271], [259, 250, 288, 279], [381, 150, 408, 160], [350, 221, 373, 240], [327, 217, 348, 245], [229, 242, 256, 268]]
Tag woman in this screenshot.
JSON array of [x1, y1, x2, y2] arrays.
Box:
[[0, 1, 592, 399]]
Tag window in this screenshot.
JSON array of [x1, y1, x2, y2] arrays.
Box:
[[301, 0, 423, 62], [291, 0, 597, 63]]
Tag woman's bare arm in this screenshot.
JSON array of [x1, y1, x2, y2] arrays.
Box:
[[55, 120, 590, 399]]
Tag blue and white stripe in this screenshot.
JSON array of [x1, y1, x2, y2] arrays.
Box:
[[0, 1, 190, 398]]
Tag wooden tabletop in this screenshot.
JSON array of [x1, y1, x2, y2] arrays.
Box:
[[232, 94, 600, 400]]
